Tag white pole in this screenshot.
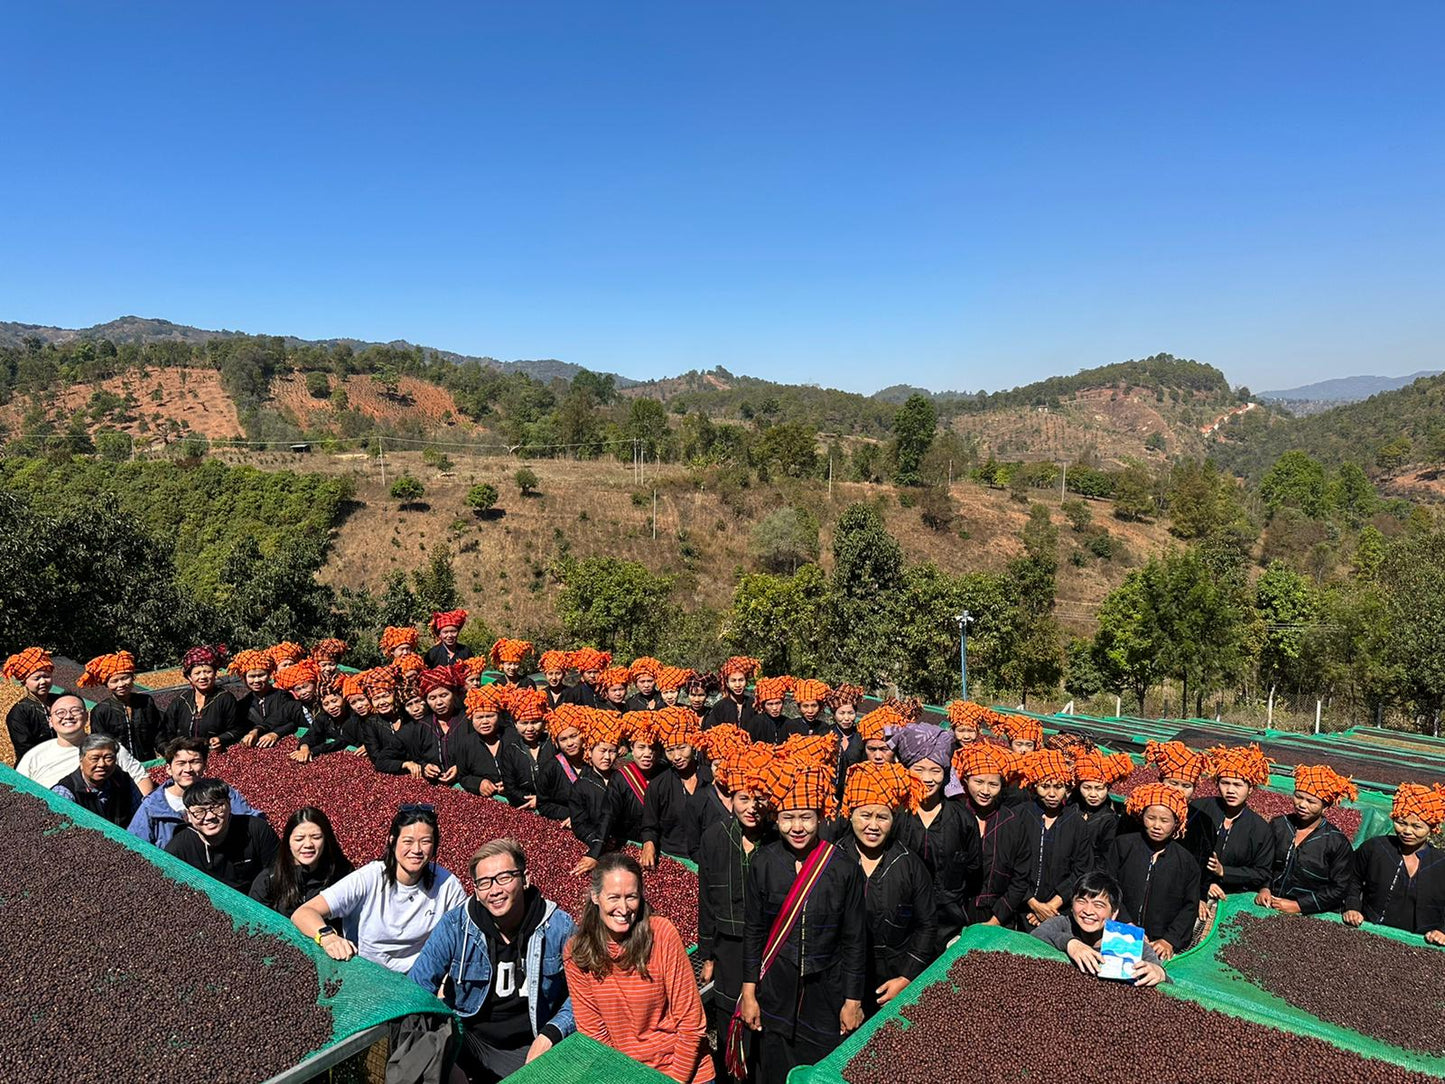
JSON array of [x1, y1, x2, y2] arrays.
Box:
[[1115, 696, 1122, 717], [652, 489, 657, 540], [1267, 686, 1275, 728], [1314, 700, 1322, 735], [828, 456, 833, 501]]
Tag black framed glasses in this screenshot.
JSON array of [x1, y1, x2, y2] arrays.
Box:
[[398, 803, 435, 814], [474, 869, 522, 890]]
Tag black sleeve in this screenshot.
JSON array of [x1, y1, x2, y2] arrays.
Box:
[[264, 699, 303, 739], [1057, 820, 1093, 903], [902, 858, 938, 980], [696, 826, 720, 960], [159, 698, 187, 746], [213, 695, 244, 748], [1301, 835, 1354, 915], [1163, 849, 1202, 951], [995, 818, 1033, 924], [499, 744, 536, 804], [374, 726, 411, 775], [250, 816, 281, 871], [742, 853, 768, 984], [1221, 815, 1277, 894], [838, 860, 868, 1001], [958, 813, 983, 881], [569, 780, 607, 858], [298, 709, 332, 753], [249, 867, 276, 908], [164, 828, 201, 868], [1344, 840, 1370, 915], [639, 777, 666, 847]]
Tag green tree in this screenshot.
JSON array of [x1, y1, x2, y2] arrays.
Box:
[[754, 421, 820, 479], [1150, 547, 1249, 715], [95, 430, 132, 463], [1061, 498, 1092, 532], [1112, 463, 1155, 521], [515, 467, 540, 495], [214, 536, 335, 648], [1259, 450, 1327, 518], [554, 556, 674, 657], [1092, 571, 1163, 710], [917, 485, 955, 531], [1378, 530, 1445, 720], [725, 565, 830, 676], [1255, 561, 1320, 695], [1064, 637, 1104, 698], [828, 502, 905, 685], [305, 371, 331, 398], [466, 482, 499, 516], [889, 394, 937, 486], [1326, 463, 1378, 526], [412, 543, 460, 615], [749, 507, 820, 572], [391, 474, 425, 510]]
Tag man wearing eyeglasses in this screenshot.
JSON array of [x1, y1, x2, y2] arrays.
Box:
[[15, 695, 154, 795], [411, 837, 577, 1084], [164, 777, 279, 894]]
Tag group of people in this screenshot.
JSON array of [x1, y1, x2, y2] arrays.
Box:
[[6, 625, 1445, 1084]]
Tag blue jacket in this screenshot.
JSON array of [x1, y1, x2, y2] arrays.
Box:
[[126, 785, 262, 848], [410, 894, 576, 1040]]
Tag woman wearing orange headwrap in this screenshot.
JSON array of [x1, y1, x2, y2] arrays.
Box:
[[655, 666, 694, 709], [539, 650, 573, 709], [1257, 764, 1358, 916], [536, 703, 590, 822], [595, 666, 632, 715], [857, 706, 905, 766], [380, 625, 420, 661], [1070, 749, 1135, 866], [838, 762, 936, 1015], [425, 610, 472, 667], [750, 676, 802, 745], [704, 657, 760, 733], [4, 646, 56, 764], [953, 743, 1033, 929], [561, 648, 612, 708], [489, 638, 536, 688], [736, 756, 867, 1084], [498, 685, 553, 810], [1344, 783, 1445, 944], [792, 679, 831, 735], [1016, 750, 1093, 931], [1107, 783, 1200, 959], [84, 651, 163, 761], [627, 657, 664, 711], [1190, 746, 1276, 911], [568, 709, 628, 874], [639, 708, 710, 868], [453, 685, 507, 797]]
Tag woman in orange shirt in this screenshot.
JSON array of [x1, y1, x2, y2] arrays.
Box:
[[564, 853, 714, 1084]]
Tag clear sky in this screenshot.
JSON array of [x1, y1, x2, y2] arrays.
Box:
[[4, 2, 1442, 394]]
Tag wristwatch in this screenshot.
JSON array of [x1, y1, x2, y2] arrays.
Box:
[[314, 925, 337, 945]]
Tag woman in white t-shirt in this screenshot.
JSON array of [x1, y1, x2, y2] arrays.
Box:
[[292, 803, 466, 973]]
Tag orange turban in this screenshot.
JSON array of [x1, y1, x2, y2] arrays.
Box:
[[946, 700, 996, 728], [394, 653, 425, 677], [714, 746, 776, 796], [1073, 750, 1136, 785], [430, 609, 468, 635], [420, 664, 466, 693], [569, 647, 612, 674], [842, 761, 925, 816], [1015, 749, 1075, 788], [656, 666, 695, 693], [762, 756, 837, 816], [539, 650, 571, 673], [656, 706, 701, 747], [1144, 740, 1208, 784], [952, 742, 1017, 781], [78, 651, 136, 687], [1125, 782, 1189, 834], [828, 684, 867, 708], [3, 648, 54, 682], [340, 673, 368, 699], [310, 638, 348, 662], [465, 685, 507, 715], [597, 666, 632, 690], [1294, 764, 1358, 805], [1392, 783, 1445, 828], [1206, 744, 1272, 786], [228, 649, 275, 677], [792, 679, 831, 705], [357, 667, 398, 698], [274, 659, 320, 691], [380, 626, 419, 654], [995, 715, 1044, 747], [777, 732, 838, 769], [629, 656, 663, 678], [696, 724, 753, 761], [460, 656, 491, 679], [883, 696, 924, 723], [857, 705, 907, 741], [583, 710, 627, 749], [719, 656, 761, 679], [623, 711, 660, 746], [506, 685, 549, 723], [490, 638, 534, 667], [754, 675, 795, 705], [267, 642, 307, 667], [546, 703, 592, 736]]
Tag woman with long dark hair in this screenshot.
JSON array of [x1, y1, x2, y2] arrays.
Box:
[[250, 807, 354, 915], [291, 804, 466, 973], [564, 852, 712, 1084]]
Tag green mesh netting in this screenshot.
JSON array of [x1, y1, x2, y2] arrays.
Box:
[[506, 1033, 677, 1084], [1, 765, 449, 1075]]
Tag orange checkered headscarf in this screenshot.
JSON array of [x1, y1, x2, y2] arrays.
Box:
[[394, 654, 425, 678], [78, 651, 136, 687], [656, 666, 694, 693], [597, 666, 632, 691], [490, 639, 533, 667], [569, 647, 612, 674], [311, 638, 348, 662], [583, 710, 626, 749], [539, 650, 571, 673], [1073, 750, 1136, 785], [1392, 783, 1445, 828], [715, 746, 776, 797], [1207, 744, 1272, 786], [1015, 749, 1074, 788], [340, 673, 367, 700], [719, 656, 761, 680], [858, 705, 907, 742], [792, 679, 831, 705], [946, 700, 991, 728], [430, 609, 468, 635], [358, 667, 398, 699], [953, 742, 1016, 781], [623, 711, 660, 746], [696, 724, 753, 762], [228, 649, 275, 677], [1294, 764, 1358, 805], [1144, 740, 1208, 784], [465, 685, 507, 715], [3, 648, 53, 682], [420, 664, 465, 693], [628, 657, 663, 679], [754, 675, 795, 706], [546, 703, 592, 736], [655, 706, 701, 747], [274, 659, 320, 691], [828, 684, 867, 709], [842, 761, 925, 816], [779, 732, 838, 769], [268, 642, 307, 668], [995, 715, 1044, 747], [461, 657, 491, 680], [506, 685, 549, 723], [763, 756, 837, 816], [1125, 783, 1189, 835], [883, 696, 924, 724], [380, 626, 419, 654]]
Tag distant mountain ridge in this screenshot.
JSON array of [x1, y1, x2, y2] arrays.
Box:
[[0, 315, 629, 388], [1259, 371, 1440, 404]]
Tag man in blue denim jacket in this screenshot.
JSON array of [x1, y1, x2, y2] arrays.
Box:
[[412, 837, 576, 1083]]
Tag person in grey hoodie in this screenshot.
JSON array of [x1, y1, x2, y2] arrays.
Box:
[[411, 838, 576, 1084]]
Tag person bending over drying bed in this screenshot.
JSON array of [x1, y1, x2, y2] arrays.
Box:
[[1031, 870, 1169, 987], [165, 777, 280, 894]]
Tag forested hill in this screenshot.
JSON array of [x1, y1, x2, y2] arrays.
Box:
[[1215, 371, 1445, 484]]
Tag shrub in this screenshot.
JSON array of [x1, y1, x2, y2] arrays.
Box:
[[305, 371, 330, 398], [466, 483, 499, 516], [390, 474, 425, 510], [515, 467, 539, 495]]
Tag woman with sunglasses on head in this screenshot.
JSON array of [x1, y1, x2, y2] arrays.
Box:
[[291, 804, 467, 972]]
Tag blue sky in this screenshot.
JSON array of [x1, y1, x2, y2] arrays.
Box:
[[4, 2, 1442, 394]]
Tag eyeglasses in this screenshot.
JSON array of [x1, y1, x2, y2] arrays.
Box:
[[52, 709, 87, 720], [473, 869, 522, 890], [186, 804, 227, 822], [398, 803, 435, 814]]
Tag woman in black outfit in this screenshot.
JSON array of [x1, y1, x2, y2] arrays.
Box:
[[250, 806, 353, 914], [161, 645, 241, 751], [1257, 764, 1356, 916], [81, 650, 162, 761]]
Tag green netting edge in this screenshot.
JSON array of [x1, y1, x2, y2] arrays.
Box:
[[1162, 896, 1445, 1076], [0, 763, 450, 1070], [506, 1033, 678, 1084]]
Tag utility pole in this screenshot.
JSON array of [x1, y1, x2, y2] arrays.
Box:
[[827, 456, 833, 501], [954, 610, 974, 700], [379, 435, 386, 488], [1060, 461, 1066, 500], [652, 489, 657, 540]]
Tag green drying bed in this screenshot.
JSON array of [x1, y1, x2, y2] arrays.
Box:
[[506, 1033, 677, 1084], [0, 765, 450, 1083]]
